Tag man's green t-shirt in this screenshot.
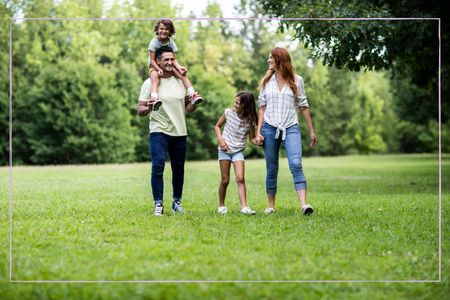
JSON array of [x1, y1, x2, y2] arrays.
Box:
[[139, 77, 187, 136]]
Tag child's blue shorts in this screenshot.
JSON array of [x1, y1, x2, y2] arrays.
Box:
[[218, 149, 244, 162]]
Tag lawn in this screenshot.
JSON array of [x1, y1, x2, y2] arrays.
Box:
[[0, 154, 448, 299]]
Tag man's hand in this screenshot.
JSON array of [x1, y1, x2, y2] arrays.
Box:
[[147, 97, 158, 107], [137, 99, 155, 116], [185, 95, 197, 113]]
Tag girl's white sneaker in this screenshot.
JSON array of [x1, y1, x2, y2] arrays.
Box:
[[240, 207, 256, 215], [218, 206, 228, 215]]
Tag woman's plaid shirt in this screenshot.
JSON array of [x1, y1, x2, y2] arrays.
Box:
[[258, 73, 309, 140]]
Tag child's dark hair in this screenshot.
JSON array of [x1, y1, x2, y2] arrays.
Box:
[[153, 19, 176, 36], [236, 91, 258, 127]]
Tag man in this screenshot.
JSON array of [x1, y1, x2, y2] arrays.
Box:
[[137, 45, 197, 216]]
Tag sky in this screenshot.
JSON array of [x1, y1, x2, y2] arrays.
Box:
[[100, 0, 241, 19], [171, 0, 241, 17]]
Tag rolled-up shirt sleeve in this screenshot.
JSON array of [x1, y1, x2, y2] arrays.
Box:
[[139, 79, 151, 101], [295, 75, 309, 108], [258, 88, 268, 107]]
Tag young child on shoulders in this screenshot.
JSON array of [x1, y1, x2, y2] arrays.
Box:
[[214, 91, 259, 215], [148, 19, 203, 110]]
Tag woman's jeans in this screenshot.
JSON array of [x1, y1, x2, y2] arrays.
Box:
[[261, 122, 306, 196], [149, 133, 187, 205]]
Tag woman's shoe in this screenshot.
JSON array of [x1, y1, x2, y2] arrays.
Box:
[[264, 207, 275, 214], [301, 204, 314, 215]]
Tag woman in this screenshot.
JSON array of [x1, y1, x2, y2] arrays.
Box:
[[255, 47, 318, 215]]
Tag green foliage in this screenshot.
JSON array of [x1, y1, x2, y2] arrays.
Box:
[[390, 65, 439, 123], [0, 2, 20, 164], [256, 0, 444, 152], [186, 65, 235, 160], [2, 0, 190, 165], [396, 120, 442, 153], [0, 0, 443, 166], [349, 72, 389, 154], [181, 5, 247, 160], [21, 60, 137, 164], [256, 0, 443, 79], [296, 50, 395, 156], [0, 17, 10, 163]]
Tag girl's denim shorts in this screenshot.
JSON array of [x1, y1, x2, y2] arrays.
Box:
[[218, 149, 244, 162]]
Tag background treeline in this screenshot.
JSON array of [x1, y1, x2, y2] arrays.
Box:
[[0, 0, 446, 165]]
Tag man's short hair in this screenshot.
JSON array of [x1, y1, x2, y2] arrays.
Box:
[[155, 46, 174, 60]]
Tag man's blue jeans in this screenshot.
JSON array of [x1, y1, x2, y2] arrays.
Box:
[[149, 133, 187, 205], [261, 122, 307, 196]]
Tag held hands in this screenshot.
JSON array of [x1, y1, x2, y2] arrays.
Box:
[[137, 99, 152, 116], [149, 93, 158, 102], [147, 97, 157, 107], [254, 131, 264, 146], [157, 69, 163, 77], [184, 95, 191, 106], [309, 131, 318, 148]]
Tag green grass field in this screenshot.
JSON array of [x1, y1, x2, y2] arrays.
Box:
[[1, 154, 449, 299]]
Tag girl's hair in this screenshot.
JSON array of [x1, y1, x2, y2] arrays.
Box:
[[153, 19, 176, 36], [236, 91, 258, 127], [259, 47, 297, 96]]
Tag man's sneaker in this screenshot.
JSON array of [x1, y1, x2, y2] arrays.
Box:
[[240, 206, 256, 215], [190, 92, 203, 106], [264, 207, 275, 214], [154, 204, 164, 216], [172, 201, 184, 213], [218, 206, 228, 215], [152, 99, 162, 111], [301, 204, 314, 215]]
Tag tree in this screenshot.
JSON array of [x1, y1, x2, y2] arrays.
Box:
[[257, 0, 444, 122], [8, 0, 140, 164], [0, 2, 14, 164], [257, 0, 445, 152], [228, 0, 282, 158], [180, 3, 239, 160], [2, 0, 430, 165], [23, 60, 138, 164], [104, 0, 180, 161], [295, 51, 395, 156]]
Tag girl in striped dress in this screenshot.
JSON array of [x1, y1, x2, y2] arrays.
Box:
[[214, 91, 259, 215]]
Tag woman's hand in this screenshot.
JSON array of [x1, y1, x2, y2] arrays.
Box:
[[309, 131, 318, 148]]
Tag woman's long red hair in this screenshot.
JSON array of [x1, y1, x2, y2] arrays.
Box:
[[259, 47, 297, 95]]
